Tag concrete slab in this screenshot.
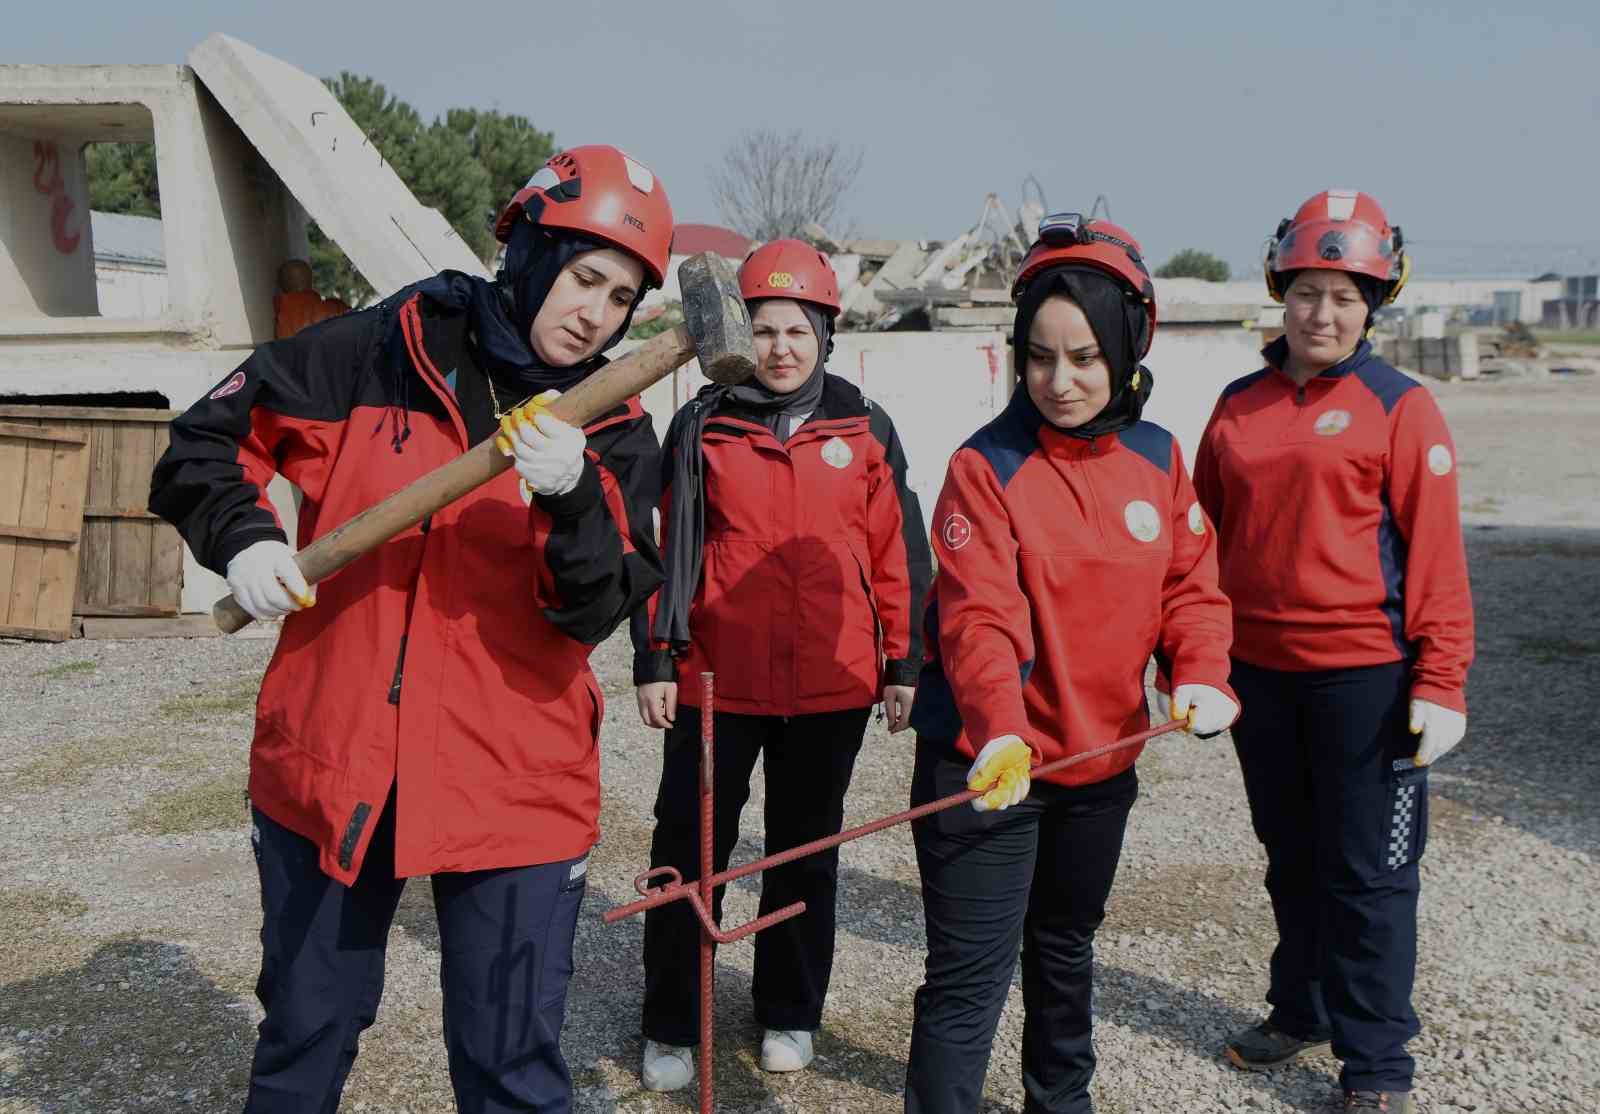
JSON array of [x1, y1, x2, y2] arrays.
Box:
[[188, 33, 487, 296]]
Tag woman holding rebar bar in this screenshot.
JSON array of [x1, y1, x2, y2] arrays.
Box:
[[902, 214, 1238, 1114], [1197, 191, 1473, 1114], [631, 239, 933, 1092]]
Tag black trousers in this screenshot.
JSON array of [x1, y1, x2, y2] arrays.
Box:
[[245, 794, 589, 1113], [1229, 658, 1427, 1093], [640, 704, 871, 1046], [905, 742, 1137, 1114]]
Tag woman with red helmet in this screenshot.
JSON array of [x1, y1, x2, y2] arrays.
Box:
[[631, 239, 933, 1090], [150, 144, 673, 1111], [1196, 191, 1473, 1114], [902, 215, 1237, 1113]]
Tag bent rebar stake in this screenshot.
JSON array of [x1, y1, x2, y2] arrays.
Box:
[[605, 669, 1187, 1113]]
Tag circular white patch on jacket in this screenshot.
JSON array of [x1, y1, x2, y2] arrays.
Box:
[[1187, 502, 1206, 536], [821, 436, 853, 469], [1427, 444, 1453, 476], [1314, 409, 1352, 436], [1125, 500, 1161, 543], [942, 513, 973, 550]]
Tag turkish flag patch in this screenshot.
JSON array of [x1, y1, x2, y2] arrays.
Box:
[[209, 371, 246, 401], [942, 513, 973, 550]]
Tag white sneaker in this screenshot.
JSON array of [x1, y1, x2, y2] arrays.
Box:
[[760, 1028, 815, 1073], [641, 1039, 694, 1092]]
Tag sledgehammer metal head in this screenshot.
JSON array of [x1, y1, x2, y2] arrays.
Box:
[[679, 252, 755, 385]]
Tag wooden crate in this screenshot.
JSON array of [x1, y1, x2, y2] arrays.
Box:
[[0, 421, 91, 640], [0, 406, 184, 618]]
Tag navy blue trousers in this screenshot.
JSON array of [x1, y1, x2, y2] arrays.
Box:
[[905, 742, 1137, 1114], [1229, 659, 1428, 1093], [641, 705, 870, 1046], [245, 795, 588, 1113]]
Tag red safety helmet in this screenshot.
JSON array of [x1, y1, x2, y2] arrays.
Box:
[[494, 145, 674, 287], [1263, 190, 1410, 304], [738, 239, 841, 315], [1013, 214, 1158, 354]]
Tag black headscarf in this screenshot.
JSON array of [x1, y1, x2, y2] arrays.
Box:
[[380, 223, 647, 452], [652, 299, 833, 649], [1011, 264, 1154, 440], [1274, 269, 1386, 328]]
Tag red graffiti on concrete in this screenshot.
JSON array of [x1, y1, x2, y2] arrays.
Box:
[[32, 141, 82, 254]]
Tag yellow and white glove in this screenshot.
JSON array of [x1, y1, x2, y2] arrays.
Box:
[[225, 539, 314, 621], [496, 391, 586, 497], [967, 734, 1033, 813], [1155, 684, 1239, 737], [1410, 698, 1466, 766]]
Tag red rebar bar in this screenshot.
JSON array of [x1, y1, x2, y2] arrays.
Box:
[[698, 670, 714, 1112], [605, 717, 1186, 927]]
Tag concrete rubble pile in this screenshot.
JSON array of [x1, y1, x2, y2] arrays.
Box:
[[803, 190, 1049, 333]]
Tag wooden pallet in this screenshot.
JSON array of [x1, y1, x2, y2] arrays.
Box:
[[0, 406, 183, 618], [0, 421, 91, 641]]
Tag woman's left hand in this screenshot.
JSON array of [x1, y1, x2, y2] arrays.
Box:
[[882, 685, 916, 733]]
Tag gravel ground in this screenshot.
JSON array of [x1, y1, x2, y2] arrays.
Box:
[[2, 371, 1597, 1114]]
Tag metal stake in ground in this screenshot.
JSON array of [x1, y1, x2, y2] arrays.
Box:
[[607, 711, 1191, 1111]]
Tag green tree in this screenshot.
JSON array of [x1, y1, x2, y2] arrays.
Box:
[[1155, 249, 1231, 282], [85, 142, 160, 216], [439, 108, 556, 224]]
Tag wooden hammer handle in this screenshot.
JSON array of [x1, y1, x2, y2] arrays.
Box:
[[213, 324, 694, 633]]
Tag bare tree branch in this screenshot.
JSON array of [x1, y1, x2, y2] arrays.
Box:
[[710, 128, 865, 242]]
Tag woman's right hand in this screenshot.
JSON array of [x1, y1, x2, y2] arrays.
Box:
[[636, 682, 678, 729]]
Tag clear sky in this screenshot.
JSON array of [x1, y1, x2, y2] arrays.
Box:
[[8, 0, 1598, 277]]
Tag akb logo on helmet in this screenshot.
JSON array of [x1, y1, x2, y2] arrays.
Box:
[[767, 272, 794, 288]]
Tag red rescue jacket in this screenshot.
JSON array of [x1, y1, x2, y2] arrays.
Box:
[[910, 396, 1235, 786], [634, 374, 933, 716], [1194, 337, 1473, 711], [150, 283, 662, 884]]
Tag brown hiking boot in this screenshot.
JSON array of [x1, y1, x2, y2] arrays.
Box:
[[1223, 1019, 1332, 1071], [1343, 1091, 1416, 1112]]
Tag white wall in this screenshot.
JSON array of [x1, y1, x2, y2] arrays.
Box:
[[94, 262, 169, 317], [0, 132, 98, 316], [635, 321, 1263, 524]]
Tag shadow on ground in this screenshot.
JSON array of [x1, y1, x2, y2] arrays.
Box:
[[1437, 526, 1600, 854], [0, 938, 255, 1114]]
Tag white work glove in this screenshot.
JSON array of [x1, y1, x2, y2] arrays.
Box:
[[1155, 684, 1239, 737], [1410, 698, 1467, 766], [225, 539, 313, 621], [496, 392, 586, 497], [967, 734, 1033, 812]]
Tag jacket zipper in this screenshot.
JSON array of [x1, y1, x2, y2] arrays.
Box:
[[387, 513, 433, 705]]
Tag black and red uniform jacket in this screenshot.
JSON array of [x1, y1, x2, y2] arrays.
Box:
[[149, 282, 662, 884], [633, 373, 933, 717], [910, 396, 1235, 787], [1195, 337, 1474, 712]]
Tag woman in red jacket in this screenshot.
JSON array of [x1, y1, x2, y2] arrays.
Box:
[[1197, 191, 1473, 1114], [903, 215, 1237, 1114], [632, 240, 933, 1091], [150, 145, 671, 1113]]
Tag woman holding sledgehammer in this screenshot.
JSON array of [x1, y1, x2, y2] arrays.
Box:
[[903, 214, 1238, 1114], [1197, 191, 1473, 1114], [150, 146, 673, 1112], [632, 240, 933, 1091]]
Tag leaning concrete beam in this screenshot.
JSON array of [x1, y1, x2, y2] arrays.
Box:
[[188, 34, 487, 296]]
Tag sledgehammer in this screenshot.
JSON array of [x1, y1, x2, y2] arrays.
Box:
[[212, 251, 754, 633]]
